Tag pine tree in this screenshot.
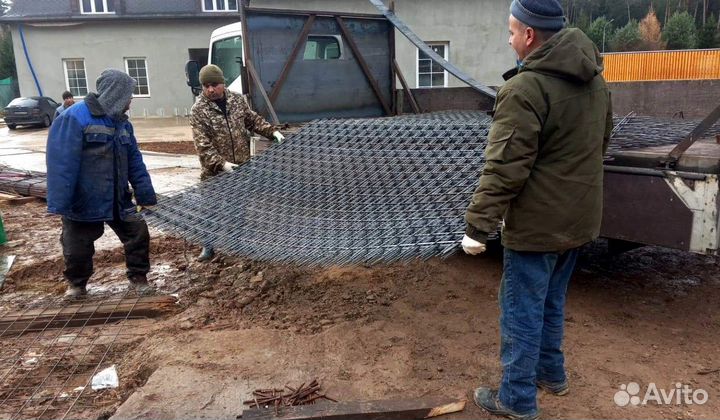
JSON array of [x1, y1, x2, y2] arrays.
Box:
[[585, 17, 617, 52], [0, 31, 16, 80], [611, 20, 645, 51], [0, 1, 15, 80], [663, 11, 699, 49], [698, 13, 720, 48]]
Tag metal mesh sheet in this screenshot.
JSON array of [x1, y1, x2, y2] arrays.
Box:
[[608, 114, 720, 152], [147, 112, 719, 265], [0, 293, 153, 420], [148, 113, 491, 265]]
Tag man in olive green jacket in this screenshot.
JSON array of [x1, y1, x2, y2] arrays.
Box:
[[463, 1, 612, 418]]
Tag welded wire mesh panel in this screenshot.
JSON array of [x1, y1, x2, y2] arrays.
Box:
[[0, 293, 154, 420], [609, 114, 720, 151], [148, 114, 492, 265], [147, 111, 720, 265]]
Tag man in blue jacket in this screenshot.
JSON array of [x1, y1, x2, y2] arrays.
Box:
[[47, 69, 157, 298]]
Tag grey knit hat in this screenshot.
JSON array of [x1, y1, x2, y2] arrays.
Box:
[[96, 69, 136, 118], [510, 0, 566, 31]]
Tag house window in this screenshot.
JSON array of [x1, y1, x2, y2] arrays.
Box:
[[417, 43, 449, 88], [63, 59, 88, 97], [80, 0, 115, 14], [125, 58, 150, 97], [303, 36, 343, 60], [202, 0, 238, 12]]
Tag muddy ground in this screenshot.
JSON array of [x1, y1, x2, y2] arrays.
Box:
[[138, 142, 197, 156], [1, 198, 719, 420]]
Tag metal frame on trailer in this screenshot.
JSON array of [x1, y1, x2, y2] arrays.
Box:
[[239, 5, 401, 122]]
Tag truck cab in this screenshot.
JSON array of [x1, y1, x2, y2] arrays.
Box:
[[208, 22, 245, 95]]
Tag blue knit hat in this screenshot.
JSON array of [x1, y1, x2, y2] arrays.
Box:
[[510, 0, 566, 31]]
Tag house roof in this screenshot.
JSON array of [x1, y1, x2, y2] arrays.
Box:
[[0, 0, 242, 23]]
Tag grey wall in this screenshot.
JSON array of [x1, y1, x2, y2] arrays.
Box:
[[11, 19, 236, 116], [10, 0, 514, 115], [252, 0, 515, 89], [609, 80, 720, 119]]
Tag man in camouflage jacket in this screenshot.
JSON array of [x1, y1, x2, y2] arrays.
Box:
[[190, 64, 284, 260], [190, 64, 283, 180]]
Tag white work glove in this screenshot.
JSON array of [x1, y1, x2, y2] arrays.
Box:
[[461, 234, 487, 255], [222, 161, 239, 173], [272, 131, 285, 144]]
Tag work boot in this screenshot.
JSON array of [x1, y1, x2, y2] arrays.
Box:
[[473, 387, 540, 420], [536, 379, 569, 396], [197, 246, 215, 262], [64, 284, 87, 299], [128, 274, 155, 295]]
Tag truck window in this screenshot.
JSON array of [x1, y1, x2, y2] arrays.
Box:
[[211, 36, 243, 85], [304, 36, 342, 60]]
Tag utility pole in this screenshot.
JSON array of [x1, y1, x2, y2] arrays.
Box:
[[626, 0, 631, 23], [602, 19, 615, 53]]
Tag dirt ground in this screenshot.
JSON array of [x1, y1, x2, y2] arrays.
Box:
[[0, 199, 718, 420], [138, 142, 197, 156]]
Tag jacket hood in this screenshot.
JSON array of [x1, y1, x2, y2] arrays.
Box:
[[84, 93, 128, 121], [521, 28, 604, 83], [95, 70, 136, 118]]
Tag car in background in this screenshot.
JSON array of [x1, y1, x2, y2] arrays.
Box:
[[3, 96, 60, 129]]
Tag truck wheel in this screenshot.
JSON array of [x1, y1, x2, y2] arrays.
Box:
[[7, 124, 16, 130], [43, 115, 51, 127]]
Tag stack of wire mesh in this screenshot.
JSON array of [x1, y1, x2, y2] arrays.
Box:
[[147, 112, 492, 265], [608, 113, 720, 152], [147, 111, 720, 265], [0, 166, 47, 199]]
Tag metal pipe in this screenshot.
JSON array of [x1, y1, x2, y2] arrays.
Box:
[[18, 24, 43, 96], [604, 165, 709, 180]]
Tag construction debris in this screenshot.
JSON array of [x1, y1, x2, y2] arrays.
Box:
[[242, 397, 466, 420], [0, 255, 15, 290], [243, 379, 336, 412], [90, 365, 119, 390]]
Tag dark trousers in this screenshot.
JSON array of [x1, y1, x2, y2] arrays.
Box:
[[61, 216, 150, 287]]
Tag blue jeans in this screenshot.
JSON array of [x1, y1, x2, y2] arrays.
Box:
[[498, 247, 579, 414]]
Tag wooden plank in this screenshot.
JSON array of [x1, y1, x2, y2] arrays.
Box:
[[242, 398, 466, 420], [269, 14, 316, 105], [0, 196, 41, 205], [246, 58, 281, 125], [335, 16, 392, 116], [393, 59, 421, 114], [0, 295, 178, 337]]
